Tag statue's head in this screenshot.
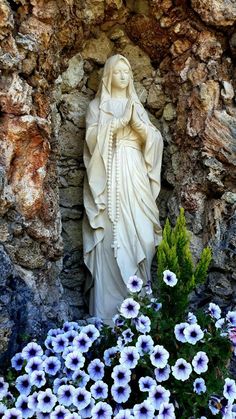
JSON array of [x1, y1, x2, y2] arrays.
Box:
[[97, 54, 134, 100]]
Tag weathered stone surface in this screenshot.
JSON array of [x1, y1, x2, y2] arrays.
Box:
[[0, 246, 13, 285], [82, 32, 113, 64], [59, 122, 84, 158], [208, 272, 233, 298], [60, 54, 84, 93], [147, 84, 166, 110], [0, 115, 50, 218], [59, 187, 83, 208], [62, 220, 83, 250], [59, 93, 90, 128], [121, 44, 153, 81], [163, 103, 176, 121], [0, 73, 32, 115], [191, 0, 236, 27]]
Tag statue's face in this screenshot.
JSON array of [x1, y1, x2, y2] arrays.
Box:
[[111, 60, 130, 90]]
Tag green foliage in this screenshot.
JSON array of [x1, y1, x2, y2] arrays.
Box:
[[156, 207, 212, 322]]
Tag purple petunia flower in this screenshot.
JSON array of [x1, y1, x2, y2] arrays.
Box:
[[73, 333, 92, 353], [63, 321, 79, 332], [52, 334, 69, 353], [226, 311, 236, 327], [136, 335, 154, 355], [25, 357, 43, 375], [104, 347, 119, 366], [119, 346, 140, 369], [111, 384, 131, 404], [138, 376, 156, 392], [112, 365, 131, 385], [58, 384, 75, 406], [50, 405, 70, 419], [80, 398, 95, 419], [65, 413, 81, 419], [163, 270, 178, 287], [91, 402, 113, 419], [208, 303, 221, 320], [11, 353, 24, 371], [82, 325, 100, 343], [193, 378, 206, 394], [112, 314, 125, 328], [22, 343, 43, 361], [135, 315, 151, 334], [184, 324, 204, 345], [88, 359, 105, 381], [120, 299, 140, 319], [126, 276, 143, 293], [73, 388, 91, 410], [122, 329, 134, 343], [150, 345, 169, 368], [148, 385, 170, 410], [187, 312, 197, 324], [157, 402, 176, 419], [133, 400, 155, 419], [43, 356, 61, 376], [90, 381, 108, 400], [192, 351, 209, 374], [15, 395, 34, 418], [72, 369, 90, 388], [2, 408, 23, 419], [155, 364, 171, 383], [65, 351, 85, 371], [15, 374, 31, 396], [30, 370, 46, 388], [28, 392, 39, 411], [174, 323, 188, 343], [172, 358, 192, 381], [223, 378, 236, 402], [37, 388, 57, 413], [114, 410, 134, 419]]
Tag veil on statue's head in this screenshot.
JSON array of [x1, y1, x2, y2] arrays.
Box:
[[96, 54, 141, 108]]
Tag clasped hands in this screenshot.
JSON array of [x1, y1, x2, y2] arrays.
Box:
[[113, 99, 140, 133]]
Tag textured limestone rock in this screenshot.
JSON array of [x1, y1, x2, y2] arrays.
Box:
[[191, 0, 236, 27], [60, 54, 84, 93], [0, 73, 32, 115], [82, 32, 113, 64], [0, 115, 50, 217]]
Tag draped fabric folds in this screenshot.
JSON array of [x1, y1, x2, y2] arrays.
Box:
[[83, 55, 163, 324]]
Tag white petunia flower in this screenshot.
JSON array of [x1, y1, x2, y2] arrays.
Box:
[[163, 270, 178, 287], [172, 358, 192, 381]]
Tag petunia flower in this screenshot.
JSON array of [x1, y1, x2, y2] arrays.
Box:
[[150, 345, 169, 368], [88, 359, 105, 381], [193, 378, 206, 394], [192, 351, 209, 374], [126, 276, 143, 293], [184, 324, 204, 345], [91, 401, 113, 419], [223, 378, 236, 402], [148, 385, 170, 410], [172, 358, 192, 381], [163, 270, 178, 287], [133, 400, 155, 418], [120, 298, 140, 319]]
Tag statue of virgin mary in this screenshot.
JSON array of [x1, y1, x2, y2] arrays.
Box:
[[83, 54, 163, 324]]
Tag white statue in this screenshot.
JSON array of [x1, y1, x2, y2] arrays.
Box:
[[83, 54, 163, 324]]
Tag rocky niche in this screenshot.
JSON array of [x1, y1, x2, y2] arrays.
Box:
[[0, 0, 235, 367]]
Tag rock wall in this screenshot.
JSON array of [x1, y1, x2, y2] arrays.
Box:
[[0, 0, 235, 365]]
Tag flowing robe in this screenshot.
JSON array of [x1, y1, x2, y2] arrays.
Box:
[[83, 96, 163, 324]]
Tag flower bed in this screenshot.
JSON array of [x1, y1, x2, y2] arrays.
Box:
[[0, 272, 235, 419]]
